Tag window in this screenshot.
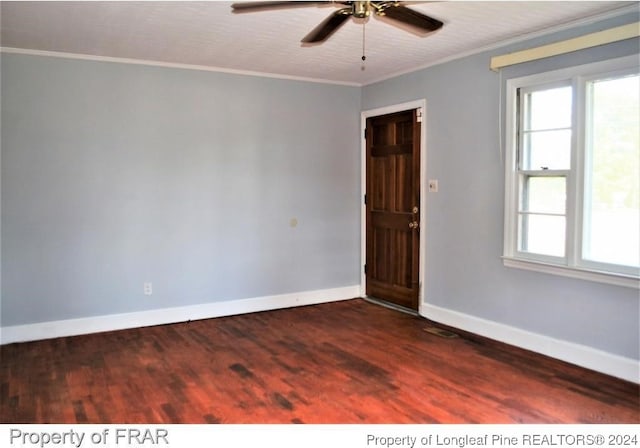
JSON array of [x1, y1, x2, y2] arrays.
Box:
[[504, 55, 639, 286]]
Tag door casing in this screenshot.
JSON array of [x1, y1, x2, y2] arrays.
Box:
[[360, 99, 428, 315]]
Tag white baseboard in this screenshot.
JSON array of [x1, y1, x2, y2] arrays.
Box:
[[420, 303, 639, 384], [3, 287, 636, 383], [0, 285, 360, 345]]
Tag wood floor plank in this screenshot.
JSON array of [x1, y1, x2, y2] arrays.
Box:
[[1, 299, 638, 423]]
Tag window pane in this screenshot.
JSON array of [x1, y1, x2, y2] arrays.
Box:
[[524, 86, 572, 130], [519, 214, 566, 257], [521, 176, 566, 214], [522, 129, 571, 170], [583, 74, 640, 267]]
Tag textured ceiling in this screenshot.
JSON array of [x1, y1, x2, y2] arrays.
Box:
[[0, 1, 635, 85]]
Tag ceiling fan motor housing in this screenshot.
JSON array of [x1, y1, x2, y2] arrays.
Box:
[[353, 1, 371, 18]]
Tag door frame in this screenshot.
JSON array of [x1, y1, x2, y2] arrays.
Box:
[[360, 99, 428, 314]]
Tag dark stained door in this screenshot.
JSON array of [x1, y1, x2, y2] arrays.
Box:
[[366, 109, 420, 310]]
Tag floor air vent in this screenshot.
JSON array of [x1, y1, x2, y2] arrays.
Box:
[[423, 327, 459, 339]]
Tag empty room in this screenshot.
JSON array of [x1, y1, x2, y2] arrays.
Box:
[[1, 1, 639, 427]]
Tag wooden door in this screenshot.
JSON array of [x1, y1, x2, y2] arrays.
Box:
[[365, 109, 420, 310]]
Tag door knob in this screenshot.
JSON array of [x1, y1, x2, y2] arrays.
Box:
[[412, 206, 419, 214], [408, 221, 419, 229]]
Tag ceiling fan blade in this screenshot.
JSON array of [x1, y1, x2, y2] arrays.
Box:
[[301, 10, 351, 43], [231, 1, 331, 13], [380, 5, 443, 33]]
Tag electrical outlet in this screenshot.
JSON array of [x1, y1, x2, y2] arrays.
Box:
[[144, 282, 153, 296], [428, 179, 439, 192]]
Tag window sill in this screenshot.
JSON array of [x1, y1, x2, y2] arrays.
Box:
[[502, 257, 639, 289]]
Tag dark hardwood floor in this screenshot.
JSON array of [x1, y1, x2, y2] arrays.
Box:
[[1, 298, 638, 423]]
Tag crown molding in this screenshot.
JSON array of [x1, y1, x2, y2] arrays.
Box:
[[0, 46, 361, 88]]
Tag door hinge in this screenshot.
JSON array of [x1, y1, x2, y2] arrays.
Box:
[[364, 264, 367, 275], [364, 128, 367, 139], [416, 108, 423, 123], [364, 194, 367, 204]]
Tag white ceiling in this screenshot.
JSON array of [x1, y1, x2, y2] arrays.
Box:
[[0, 1, 635, 85]]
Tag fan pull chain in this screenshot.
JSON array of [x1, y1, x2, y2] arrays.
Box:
[[361, 21, 367, 70]]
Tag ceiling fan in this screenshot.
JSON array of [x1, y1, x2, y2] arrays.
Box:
[[230, 1, 443, 44]]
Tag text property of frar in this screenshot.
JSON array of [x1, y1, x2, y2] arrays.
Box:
[[9, 428, 170, 447]]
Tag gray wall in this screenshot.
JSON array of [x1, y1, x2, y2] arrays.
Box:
[[1, 54, 362, 325], [362, 12, 639, 360]]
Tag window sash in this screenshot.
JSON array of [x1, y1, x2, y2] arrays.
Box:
[[517, 81, 573, 172], [516, 173, 568, 262]]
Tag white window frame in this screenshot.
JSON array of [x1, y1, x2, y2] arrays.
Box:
[[503, 55, 640, 288]]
